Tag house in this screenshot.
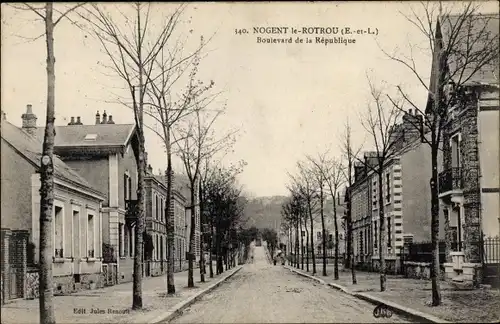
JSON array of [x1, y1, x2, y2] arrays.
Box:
[[172, 178, 189, 271], [144, 167, 189, 275], [349, 113, 445, 274], [433, 14, 500, 287], [144, 166, 168, 276], [1, 107, 105, 300], [175, 174, 201, 265], [34, 110, 140, 285]]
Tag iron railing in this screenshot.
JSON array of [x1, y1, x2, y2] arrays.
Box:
[[483, 237, 500, 264], [438, 167, 463, 193]]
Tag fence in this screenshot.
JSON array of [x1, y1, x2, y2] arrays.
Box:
[[404, 241, 447, 264], [483, 237, 500, 264]]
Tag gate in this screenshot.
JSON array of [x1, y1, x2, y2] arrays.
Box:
[[102, 263, 118, 286], [482, 237, 500, 287]]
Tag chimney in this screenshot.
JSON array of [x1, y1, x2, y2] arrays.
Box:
[[1, 110, 6, 121], [76, 116, 83, 125], [101, 110, 108, 124], [107, 115, 115, 124], [147, 164, 153, 175], [68, 117, 75, 125], [95, 111, 101, 124], [21, 104, 37, 135]]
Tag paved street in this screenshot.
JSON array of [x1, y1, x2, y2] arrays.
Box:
[[170, 246, 414, 323]]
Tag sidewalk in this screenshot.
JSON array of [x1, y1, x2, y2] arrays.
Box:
[[1, 267, 241, 324], [286, 263, 500, 323]]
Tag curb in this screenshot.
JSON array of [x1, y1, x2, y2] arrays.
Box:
[[148, 266, 243, 323], [284, 265, 450, 324]]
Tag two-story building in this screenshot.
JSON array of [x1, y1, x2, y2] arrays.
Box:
[[34, 111, 140, 285], [436, 14, 499, 287], [144, 166, 168, 276], [349, 111, 445, 274], [1, 108, 105, 300]]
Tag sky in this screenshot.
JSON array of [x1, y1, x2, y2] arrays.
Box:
[[1, 1, 498, 197]]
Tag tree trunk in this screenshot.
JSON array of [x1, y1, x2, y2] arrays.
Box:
[[347, 158, 357, 284], [133, 129, 146, 309], [39, 4, 56, 323], [199, 181, 205, 283], [165, 132, 175, 294], [209, 217, 214, 278], [188, 186, 196, 287], [320, 185, 327, 276], [295, 220, 299, 268], [304, 214, 310, 272], [308, 202, 316, 275], [299, 216, 304, 270], [430, 145, 442, 305], [333, 195, 339, 280], [377, 171, 386, 292]]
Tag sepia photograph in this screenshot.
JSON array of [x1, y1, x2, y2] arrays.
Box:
[[1, 1, 499, 323]]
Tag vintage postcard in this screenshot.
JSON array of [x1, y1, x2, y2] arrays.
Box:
[[1, 1, 499, 323]]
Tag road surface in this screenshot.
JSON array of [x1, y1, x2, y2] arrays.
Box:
[[169, 245, 414, 323]]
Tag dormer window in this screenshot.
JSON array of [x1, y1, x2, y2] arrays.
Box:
[[84, 134, 98, 141]]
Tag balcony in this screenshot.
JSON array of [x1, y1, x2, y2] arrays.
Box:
[[438, 167, 463, 195], [125, 199, 139, 225]]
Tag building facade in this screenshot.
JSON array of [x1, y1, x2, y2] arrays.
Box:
[[1, 109, 105, 299], [35, 111, 140, 285], [349, 111, 445, 274], [439, 73, 500, 286]]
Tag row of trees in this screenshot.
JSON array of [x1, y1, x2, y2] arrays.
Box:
[[281, 1, 498, 307], [281, 127, 357, 282], [6, 3, 251, 323]]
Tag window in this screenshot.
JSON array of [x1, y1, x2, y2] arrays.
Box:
[[124, 225, 130, 256], [374, 221, 378, 249], [119, 223, 124, 257], [317, 231, 322, 240], [386, 173, 391, 202], [301, 231, 305, 237], [87, 214, 95, 258], [72, 210, 80, 258], [124, 174, 129, 202], [129, 226, 134, 257], [328, 234, 333, 242], [359, 231, 364, 255], [156, 195, 159, 220], [387, 216, 392, 248], [54, 206, 64, 258], [365, 227, 369, 254], [451, 134, 461, 168], [161, 198, 164, 222], [124, 173, 132, 202]]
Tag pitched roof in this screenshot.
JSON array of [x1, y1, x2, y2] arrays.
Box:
[[441, 13, 499, 85], [1, 120, 104, 198], [426, 13, 499, 113], [34, 124, 136, 152]]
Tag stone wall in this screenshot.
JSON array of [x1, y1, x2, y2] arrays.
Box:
[[403, 261, 445, 280]]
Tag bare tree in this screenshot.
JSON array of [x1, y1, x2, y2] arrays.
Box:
[[291, 162, 319, 275], [320, 156, 346, 280], [339, 120, 361, 285], [174, 103, 236, 287], [80, 2, 184, 309], [307, 153, 330, 277], [6, 3, 84, 323], [359, 76, 404, 292], [145, 37, 214, 293], [381, 1, 499, 305]]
